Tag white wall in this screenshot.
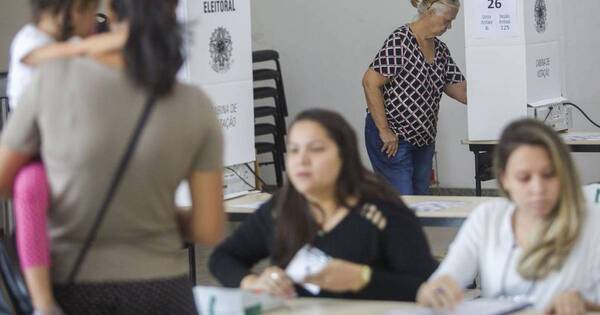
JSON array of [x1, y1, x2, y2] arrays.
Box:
[[0, 0, 28, 71], [561, 1, 600, 184], [2, 0, 599, 188], [251, 0, 600, 188]]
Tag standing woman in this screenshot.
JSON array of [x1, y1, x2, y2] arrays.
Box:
[[210, 109, 438, 301], [363, 0, 467, 195], [417, 120, 600, 314], [0, 0, 225, 314], [7, 1, 129, 313]]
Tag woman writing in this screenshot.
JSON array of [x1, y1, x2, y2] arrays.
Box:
[[417, 119, 600, 315]]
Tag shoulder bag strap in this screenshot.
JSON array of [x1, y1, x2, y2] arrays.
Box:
[[66, 94, 157, 285]]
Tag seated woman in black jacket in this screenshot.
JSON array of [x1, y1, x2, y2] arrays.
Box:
[[209, 109, 437, 301]]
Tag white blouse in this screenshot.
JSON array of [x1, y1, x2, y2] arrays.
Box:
[[432, 198, 600, 309], [7, 24, 54, 108]]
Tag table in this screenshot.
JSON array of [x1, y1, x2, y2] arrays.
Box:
[[225, 190, 271, 221], [262, 298, 546, 315], [225, 192, 499, 227], [463, 132, 600, 196], [264, 298, 424, 315], [402, 195, 498, 227]]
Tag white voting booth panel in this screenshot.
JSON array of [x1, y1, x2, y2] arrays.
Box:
[[179, 0, 253, 85], [175, 0, 255, 206], [177, 0, 254, 166], [466, 0, 564, 140], [202, 80, 255, 166]]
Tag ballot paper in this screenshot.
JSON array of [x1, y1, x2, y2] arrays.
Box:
[[285, 245, 331, 295], [409, 201, 466, 212], [233, 200, 266, 210], [562, 133, 600, 142], [385, 298, 532, 315]]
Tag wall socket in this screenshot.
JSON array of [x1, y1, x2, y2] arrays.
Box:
[[176, 163, 256, 207], [223, 163, 256, 195], [528, 103, 572, 132]]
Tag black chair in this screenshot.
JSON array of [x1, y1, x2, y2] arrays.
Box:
[[254, 105, 278, 120], [252, 50, 289, 188], [185, 242, 196, 285], [253, 68, 288, 117], [252, 50, 288, 117], [0, 72, 10, 240], [0, 72, 9, 131], [255, 122, 285, 170], [0, 72, 7, 89], [254, 101, 285, 151], [252, 49, 288, 117], [255, 142, 283, 187], [254, 86, 286, 138], [252, 50, 279, 63], [254, 104, 286, 158], [253, 91, 286, 186]]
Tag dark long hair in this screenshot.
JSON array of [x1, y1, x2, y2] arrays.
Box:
[[110, 0, 183, 96], [274, 109, 407, 267]]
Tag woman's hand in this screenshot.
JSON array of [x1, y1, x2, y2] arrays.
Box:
[[544, 291, 586, 315], [303, 259, 368, 293], [416, 275, 463, 311], [240, 266, 296, 298], [378, 127, 399, 158]]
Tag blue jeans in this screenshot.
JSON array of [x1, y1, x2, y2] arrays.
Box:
[[364, 114, 435, 195]]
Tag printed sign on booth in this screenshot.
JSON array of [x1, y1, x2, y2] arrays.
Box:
[[474, 0, 517, 39], [177, 0, 254, 167]]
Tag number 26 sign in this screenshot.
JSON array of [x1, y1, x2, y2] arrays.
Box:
[[476, 0, 516, 38]]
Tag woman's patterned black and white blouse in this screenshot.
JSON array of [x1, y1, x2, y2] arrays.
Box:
[[369, 24, 465, 147]]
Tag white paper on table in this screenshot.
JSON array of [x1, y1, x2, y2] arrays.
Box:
[[233, 201, 267, 210], [409, 201, 466, 212], [285, 245, 331, 295], [562, 134, 600, 142], [193, 286, 284, 315], [385, 298, 532, 315], [224, 190, 251, 200]]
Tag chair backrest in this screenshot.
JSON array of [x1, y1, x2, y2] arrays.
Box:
[[252, 50, 279, 63], [0, 72, 10, 131], [0, 72, 7, 98]]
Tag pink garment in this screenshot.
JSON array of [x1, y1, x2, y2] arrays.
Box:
[[13, 161, 50, 270]]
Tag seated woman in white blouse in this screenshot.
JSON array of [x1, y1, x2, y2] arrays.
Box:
[[417, 119, 600, 315]]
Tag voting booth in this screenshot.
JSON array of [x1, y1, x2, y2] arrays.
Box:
[[465, 0, 570, 140], [175, 0, 255, 205], [177, 0, 254, 166]]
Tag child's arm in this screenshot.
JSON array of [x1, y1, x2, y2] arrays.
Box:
[[80, 28, 128, 57], [21, 42, 85, 66], [21, 28, 128, 67]]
